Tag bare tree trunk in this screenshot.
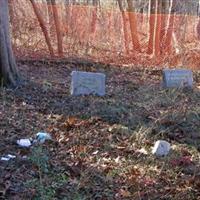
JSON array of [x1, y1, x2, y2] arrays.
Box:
[[46, 0, 54, 34], [163, 0, 176, 53], [65, 0, 70, 34], [147, 0, 156, 54], [0, 0, 20, 86], [197, 19, 200, 39], [117, 0, 129, 54], [147, 0, 163, 57], [8, 0, 15, 25], [160, 0, 168, 49], [91, 0, 98, 34], [51, 0, 63, 57], [127, 0, 141, 51], [30, 0, 54, 57], [154, 0, 162, 57]]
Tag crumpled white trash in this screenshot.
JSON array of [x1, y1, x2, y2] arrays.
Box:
[[1, 154, 16, 161], [1, 157, 10, 161], [36, 132, 52, 143], [152, 140, 171, 156], [17, 139, 32, 147]]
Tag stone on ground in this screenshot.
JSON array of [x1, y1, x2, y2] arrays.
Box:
[[152, 140, 171, 156]]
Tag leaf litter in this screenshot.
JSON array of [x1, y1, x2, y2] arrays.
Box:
[[0, 59, 200, 199]]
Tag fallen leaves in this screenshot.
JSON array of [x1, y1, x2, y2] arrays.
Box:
[[118, 188, 131, 198], [0, 180, 11, 198], [0, 60, 200, 199], [170, 156, 193, 167]]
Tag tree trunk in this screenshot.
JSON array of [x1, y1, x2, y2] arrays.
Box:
[[30, 0, 54, 57], [117, 0, 129, 54], [0, 0, 20, 86], [127, 0, 141, 51], [51, 0, 63, 57], [160, 0, 168, 49], [91, 0, 98, 34], [197, 18, 200, 40], [8, 0, 15, 25], [65, 0, 70, 34], [154, 0, 162, 57], [147, 0, 156, 54], [147, 0, 163, 57], [163, 0, 176, 53]]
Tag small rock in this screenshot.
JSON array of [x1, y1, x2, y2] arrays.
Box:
[[152, 140, 171, 156]]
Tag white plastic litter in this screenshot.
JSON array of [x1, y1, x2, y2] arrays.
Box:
[[17, 139, 32, 147], [36, 132, 52, 143], [1, 154, 16, 161], [22, 155, 28, 159], [1, 157, 10, 161], [152, 140, 171, 156], [7, 154, 16, 159]]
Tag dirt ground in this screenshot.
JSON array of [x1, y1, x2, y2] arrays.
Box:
[[0, 59, 200, 200]]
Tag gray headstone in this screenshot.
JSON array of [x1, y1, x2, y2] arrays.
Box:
[[163, 69, 193, 88], [71, 71, 106, 96]]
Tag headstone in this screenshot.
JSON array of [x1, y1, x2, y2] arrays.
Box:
[[163, 69, 193, 88], [152, 140, 171, 157], [71, 71, 106, 96]]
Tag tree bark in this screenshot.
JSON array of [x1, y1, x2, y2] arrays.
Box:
[[46, 0, 54, 33], [127, 0, 141, 51], [154, 0, 162, 57], [0, 0, 20, 86], [147, 0, 156, 54], [163, 0, 176, 53], [197, 18, 200, 40], [117, 0, 129, 54], [91, 0, 98, 34], [30, 0, 54, 57], [147, 0, 163, 57], [160, 0, 168, 48], [51, 0, 63, 57]]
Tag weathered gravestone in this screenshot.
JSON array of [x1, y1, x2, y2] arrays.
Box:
[[163, 69, 193, 88], [71, 71, 106, 96]]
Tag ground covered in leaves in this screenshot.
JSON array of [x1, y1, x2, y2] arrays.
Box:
[[0, 59, 200, 200]]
